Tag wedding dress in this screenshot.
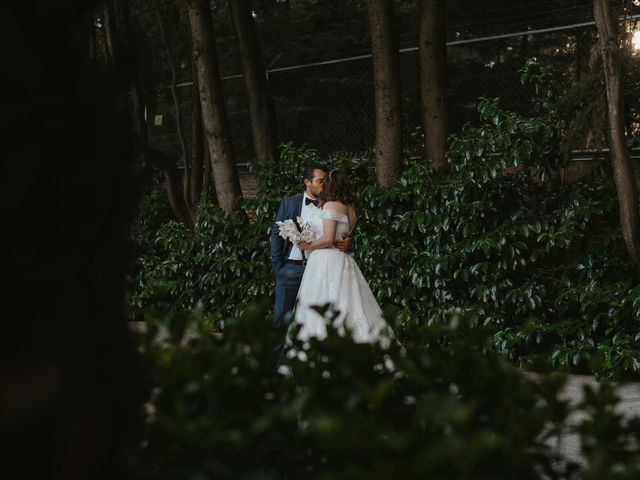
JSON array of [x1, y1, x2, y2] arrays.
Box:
[[293, 208, 390, 345]]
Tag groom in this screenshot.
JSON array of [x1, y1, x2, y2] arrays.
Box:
[[271, 163, 352, 334]]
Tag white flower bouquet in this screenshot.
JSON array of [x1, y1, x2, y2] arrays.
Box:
[[275, 216, 318, 243]]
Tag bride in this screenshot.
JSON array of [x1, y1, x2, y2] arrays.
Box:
[[294, 169, 390, 345]]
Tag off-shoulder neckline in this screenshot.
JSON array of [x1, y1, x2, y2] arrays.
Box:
[[320, 207, 356, 232]]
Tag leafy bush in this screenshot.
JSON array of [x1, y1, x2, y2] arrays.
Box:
[[130, 98, 639, 378], [349, 98, 638, 378], [130, 199, 274, 320], [137, 303, 640, 479]]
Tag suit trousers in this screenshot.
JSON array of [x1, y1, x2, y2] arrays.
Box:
[[274, 262, 305, 332]]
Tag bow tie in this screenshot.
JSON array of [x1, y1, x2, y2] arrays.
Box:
[[305, 197, 319, 206]]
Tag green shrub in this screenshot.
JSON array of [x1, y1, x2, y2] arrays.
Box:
[[138, 303, 640, 479], [130, 102, 639, 377]]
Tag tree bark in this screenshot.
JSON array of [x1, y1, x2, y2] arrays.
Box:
[[593, 0, 640, 268], [228, 0, 279, 167], [203, 134, 214, 202], [107, 0, 194, 228], [155, 0, 192, 213], [575, 30, 588, 83], [85, 8, 98, 63], [366, 0, 403, 187], [157, 151, 197, 227], [190, 73, 205, 207], [418, 0, 448, 171], [186, 0, 243, 215], [102, 0, 117, 68], [109, 0, 146, 143]]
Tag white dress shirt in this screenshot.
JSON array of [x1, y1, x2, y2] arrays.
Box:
[[288, 192, 320, 261]]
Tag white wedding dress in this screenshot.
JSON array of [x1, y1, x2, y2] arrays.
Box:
[[294, 208, 390, 345]]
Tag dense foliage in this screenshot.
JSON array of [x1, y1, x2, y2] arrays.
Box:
[[137, 303, 640, 479], [131, 91, 639, 378], [129, 61, 640, 479]]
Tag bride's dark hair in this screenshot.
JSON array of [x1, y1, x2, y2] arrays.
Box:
[[319, 169, 355, 206]]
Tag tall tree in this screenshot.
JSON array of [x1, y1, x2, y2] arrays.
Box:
[[155, 1, 214, 223], [114, 0, 146, 147], [229, 0, 279, 167], [419, 0, 448, 171], [186, 0, 243, 215], [100, 0, 196, 227], [190, 72, 208, 207], [593, 0, 640, 269], [367, 0, 403, 187], [155, 0, 191, 206]]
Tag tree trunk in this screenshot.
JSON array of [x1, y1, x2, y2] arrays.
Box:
[[107, 0, 194, 228], [101, 0, 117, 68], [228, 0, 279, 167], [203, 135, 214, 202], [85, 8, 98, 63], [366, 0, 402, 187], [161, 156, 197, 227], [418, 0, 448, 171], [110, 0, 147, 150], [186, 0, 242, 215], [155, 0, 192, 215], [190, 74, 205, 207], [593, 0, 640, 269], [575, 30, 587, 83]]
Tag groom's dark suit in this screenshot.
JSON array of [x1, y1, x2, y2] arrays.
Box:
[[271, 193, 304, 275], [271, 193, 305, 331]]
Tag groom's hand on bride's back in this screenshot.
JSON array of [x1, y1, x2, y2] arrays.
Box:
[[334, 234, 353, 252]]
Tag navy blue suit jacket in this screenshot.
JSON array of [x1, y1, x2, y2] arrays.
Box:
[[271, 193, 304, 276]]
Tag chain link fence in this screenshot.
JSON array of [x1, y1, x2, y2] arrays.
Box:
[[148, 19, 640, 169]]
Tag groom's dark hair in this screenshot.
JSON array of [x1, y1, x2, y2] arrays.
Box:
[[302, 162, 328, 187]]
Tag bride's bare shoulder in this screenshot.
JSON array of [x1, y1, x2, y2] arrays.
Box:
[[322, 201, 348, 214]]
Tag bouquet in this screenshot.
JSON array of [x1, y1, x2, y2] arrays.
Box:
[[275, 217, 318, 243]]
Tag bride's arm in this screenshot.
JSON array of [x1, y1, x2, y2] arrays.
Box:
[[298, 219, 337, 251]]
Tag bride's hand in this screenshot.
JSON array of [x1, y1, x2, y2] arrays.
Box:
[[298, 241, 312, 251]]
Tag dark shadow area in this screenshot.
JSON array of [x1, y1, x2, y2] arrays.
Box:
[[0, 2, 147, 479]]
